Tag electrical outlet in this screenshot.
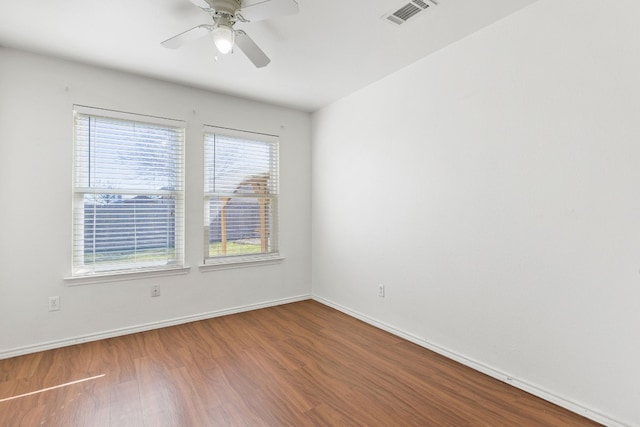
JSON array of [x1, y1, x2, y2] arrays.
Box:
[[151, 285, 161, 298], [49, 296, 60, 311], [378, 284, 385, 298]]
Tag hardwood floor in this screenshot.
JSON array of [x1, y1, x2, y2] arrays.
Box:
[[0, 300, 599, 426]]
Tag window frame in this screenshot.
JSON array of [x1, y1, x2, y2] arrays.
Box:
[[70, 105, 186, 279], [202, 125, 281, 268]]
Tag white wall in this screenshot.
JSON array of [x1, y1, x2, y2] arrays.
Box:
[[0, 48, 312, 356], [312, 1, 640, 426]]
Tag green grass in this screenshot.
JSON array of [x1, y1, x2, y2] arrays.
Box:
[[88, 248, 176, 265], [209, 241, 263, 256]]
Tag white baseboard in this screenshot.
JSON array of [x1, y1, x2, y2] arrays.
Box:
[[312, 295, 628, 427], [1, 293, 628, 426], [0, 294, 311, 360]]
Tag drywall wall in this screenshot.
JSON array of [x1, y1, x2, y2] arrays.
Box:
[[311, 0, 640, 425], [0, 47, 312, 356]]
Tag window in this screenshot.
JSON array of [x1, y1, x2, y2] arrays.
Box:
[[204, 127, 279, 265], [72, 106, 185, 276]]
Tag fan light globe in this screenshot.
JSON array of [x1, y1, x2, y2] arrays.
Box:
[[212, 24, 235, 54]]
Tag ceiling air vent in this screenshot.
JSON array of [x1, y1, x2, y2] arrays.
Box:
[[383, 0, 435, 26]]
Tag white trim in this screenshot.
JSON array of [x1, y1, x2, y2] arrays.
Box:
[[2, 292, 623, 426], [64, 266, 191, 286], [312, 295, 630, 427], [0, 294, 311, 360], [200, 254, 284, 271], [74, 104, 186, 127], [202, 124, 279, 141]]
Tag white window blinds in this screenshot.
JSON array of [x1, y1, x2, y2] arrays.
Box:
[[72, 106, 185, 275], [203, 127, 279, 263]]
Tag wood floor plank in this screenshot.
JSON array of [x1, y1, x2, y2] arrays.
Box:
[[0, 300, 601, 426], [109, 379, 144, 427]]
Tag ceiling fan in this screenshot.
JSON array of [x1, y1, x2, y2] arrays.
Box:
[[161, 0, 299, 68]]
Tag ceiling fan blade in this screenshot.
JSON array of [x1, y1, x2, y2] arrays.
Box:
[[239, 0, 299, 22], [235, 30, 271, 68], [189, 0, 211, 8], [161, 24, 212, 49]]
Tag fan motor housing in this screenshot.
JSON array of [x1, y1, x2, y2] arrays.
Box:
[[210, 0, 242, 15]]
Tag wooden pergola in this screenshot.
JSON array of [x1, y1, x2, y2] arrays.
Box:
[[219, 173, 270, 255]]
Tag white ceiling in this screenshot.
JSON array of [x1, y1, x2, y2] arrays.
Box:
[[0, 0, 537, 112]]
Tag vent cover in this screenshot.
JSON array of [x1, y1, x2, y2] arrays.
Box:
[[383, 0, 436, 26]]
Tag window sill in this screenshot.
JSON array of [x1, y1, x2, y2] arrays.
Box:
[[199, 254, 284, 272], [64, 266, 191, 286]]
